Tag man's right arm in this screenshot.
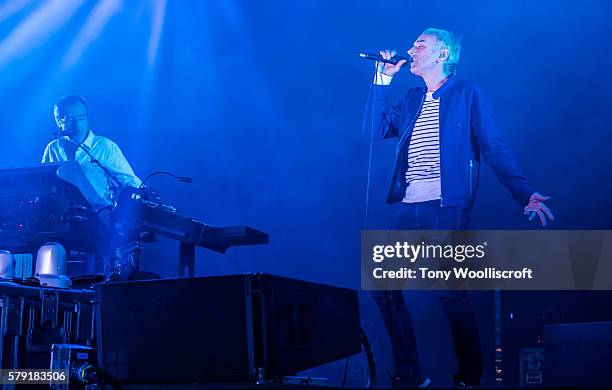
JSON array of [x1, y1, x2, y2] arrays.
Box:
[[361, 51, 408, 140], [362, 83, 402, 140], [41, 143, 53, 163]]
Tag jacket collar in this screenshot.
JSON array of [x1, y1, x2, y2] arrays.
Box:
[[420, 74, 456, 99]]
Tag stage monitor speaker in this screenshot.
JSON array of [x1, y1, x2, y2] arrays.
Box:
[[544, 322, 612, 387], [95, 274, 360, 383]]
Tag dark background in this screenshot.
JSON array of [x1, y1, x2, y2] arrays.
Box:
[[1, 0, 611, 386]]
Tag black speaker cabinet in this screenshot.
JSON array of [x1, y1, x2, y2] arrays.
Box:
[[95, 274, 360, 383], [544, 322, 612, 387]]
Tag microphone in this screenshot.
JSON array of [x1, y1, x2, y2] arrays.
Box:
[[53, 130, 77, 138], [352, 49, 410, 65]]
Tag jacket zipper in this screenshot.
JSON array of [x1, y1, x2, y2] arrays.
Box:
[[397, 93, 425, 152], [439, 97, 443, 207], [395, 93, 426, 195], [469, 159, 473, 199]]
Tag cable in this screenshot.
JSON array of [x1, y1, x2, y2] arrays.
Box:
[[341, 355, 350, 387], [140, 171, 193, 187], [96, 205, 113, 216], [364, 67, 379, 231], [340, 327, 377, 387], [360, 327, 377, 387], [63, 134, 122, 190]]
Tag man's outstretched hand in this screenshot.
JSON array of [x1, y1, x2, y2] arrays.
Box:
[[524, 192, 555, 226]]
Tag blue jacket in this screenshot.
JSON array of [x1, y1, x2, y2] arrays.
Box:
[[362, 75, 535, 209]]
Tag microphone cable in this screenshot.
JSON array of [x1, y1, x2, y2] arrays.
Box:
[[364, 64, 382, 230], [57, 131, 123, 190]]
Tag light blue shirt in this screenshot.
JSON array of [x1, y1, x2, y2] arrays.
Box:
[[42, 130, 141, 205]]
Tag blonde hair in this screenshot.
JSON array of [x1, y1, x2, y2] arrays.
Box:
[[422, 28, 461, 74]]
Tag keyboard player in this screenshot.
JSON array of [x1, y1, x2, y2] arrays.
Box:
[[42, 94, 141, 206]]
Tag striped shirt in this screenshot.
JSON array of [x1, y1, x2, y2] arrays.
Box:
[[402, 92, 442, 203]]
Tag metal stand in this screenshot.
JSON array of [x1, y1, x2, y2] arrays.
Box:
[[106, 241, 143, 281], [178, 242, 195, 277]]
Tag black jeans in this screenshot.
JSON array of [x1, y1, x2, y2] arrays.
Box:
[[371, 200, 483, 385]]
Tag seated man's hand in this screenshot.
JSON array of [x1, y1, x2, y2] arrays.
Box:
[[524, 192, 555, 226]]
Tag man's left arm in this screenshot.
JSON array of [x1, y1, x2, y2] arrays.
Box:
[[471, 87, 554, 226], [104, 142, 142, 189]]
